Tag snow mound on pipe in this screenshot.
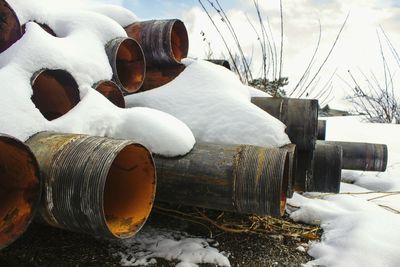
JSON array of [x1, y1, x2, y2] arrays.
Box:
[[0, 0, 194, 156], [125, 59, 291, 147]]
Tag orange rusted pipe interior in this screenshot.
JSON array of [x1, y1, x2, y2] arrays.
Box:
[[170, 20, 189, 63], [94, 80, 125, 108], [31, 69, 80, 121], [0, 137, 41, 249], [103, 144, 156, 238], [0, 0, 22, 53], [115, 39, 145, 94]]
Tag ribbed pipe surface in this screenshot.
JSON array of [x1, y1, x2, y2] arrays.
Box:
[[155, 143, 290, 217], [105, 37, 145, 94], [125, 19, 189, 66], [0, 134, 41, 250], [93, 80, 125, 108], [0, 0, 22, 53], [26, 132, 156, 239]]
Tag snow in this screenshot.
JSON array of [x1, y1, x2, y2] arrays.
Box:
[[0, 0, 194, 156], [111, 226, 230, 267], [125, 59, 291, 147], [288, 116, 400, 267]]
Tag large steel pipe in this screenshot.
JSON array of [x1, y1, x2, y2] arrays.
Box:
[[293, 150, 314, 192], [155, 143, 290, 217], [125, 19, 189, 66], [317, 120, 326, 140], [251, 97, 319, 151], [93, 80, 125, 108], [206, 59, 231, 70], [310, 143, 342, 193], [319, 141, 388, 172], [0, 134, 41, 250], [31, 69, 80, 121], [0, 0, 22, 53], [26, 132, 156, 239], [105, 37, 145, 94], [141, 64, 185, 91], [282, 144, 297, 198]]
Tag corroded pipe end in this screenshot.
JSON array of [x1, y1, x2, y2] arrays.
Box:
[[281, 144, 297, 198], [125, 19, 189, 66], [317, 120, 326, 140], [105, 37, 145, 94], [0, 134, 41, 250], [31, 69, 80, 121], [104, 143, 156, 238], [141, 64, 186, 91], [25, 132, 156, 239], [311, 143, 342, 193], [234, 146, 290, 217], [0, 0, 22, 53], [93, 80, 125, 108], [21, 22, 56, 36]]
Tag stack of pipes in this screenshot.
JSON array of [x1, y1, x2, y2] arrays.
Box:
[[0, 0, 388, 250]]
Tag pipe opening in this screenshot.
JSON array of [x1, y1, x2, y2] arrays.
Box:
[[94, 80, 125, 108], [31, 69, 80, 121], [0, 0, 22, 53], [104, 144, 155, 238], [0, 138, 40, 248], [280, 154, 290, 216], [115, 39, 145, 93], [170, 20, 188, 63]]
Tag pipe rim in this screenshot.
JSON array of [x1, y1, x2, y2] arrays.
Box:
[[0, 134, 42, 249], [30, 69, 80, 121], [93, 80, 125, 108], [168, 19, 189, 64], [110, 37, 146, 94]]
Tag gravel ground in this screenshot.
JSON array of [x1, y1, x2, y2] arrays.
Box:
[[0, 210, 314, 267]]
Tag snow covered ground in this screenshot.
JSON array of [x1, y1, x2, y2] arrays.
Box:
[[288, 116, 400, 267]]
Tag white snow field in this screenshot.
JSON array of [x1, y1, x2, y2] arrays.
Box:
[[289, 116, 400, 267]]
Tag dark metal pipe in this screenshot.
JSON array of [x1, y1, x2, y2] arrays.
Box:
[[319, 141, 388, 172], [317, 120, 326, 140], [31, 69, 80, 121], [282, 144, 297, 198], [141, 64, 185, 91], [105, 37, 146, 94], [154, 143, 290, 217], [0, 0, 22, 53], [251, 97, 319, 151], [0, 134, 42, 250], [124, 19, 189, 66], [293, 150, 314, 192], [206, 59, 231, 70], [310, 143, 342, 193], [26, 132, 156, 239], [93, 80, 125, 108]]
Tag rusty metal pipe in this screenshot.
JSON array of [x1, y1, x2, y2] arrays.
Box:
[[93, 80, 125, 108], [141, 64, 185, 91], [317, 120, 326, 140], [282, 144, 297, 198], [0, 0, 22, 53], [155, 143, 290, 217], [125, 19, 189, 66], [318, 141, 388, 172], [26, 132, 156, 239], [105, 37, 146, 94], [251, 97, 318, 151], [310, 143, 342, 193], [0, 134, 42, 250], [31, 69, 80, 121], [206, 59, 231, 70]]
